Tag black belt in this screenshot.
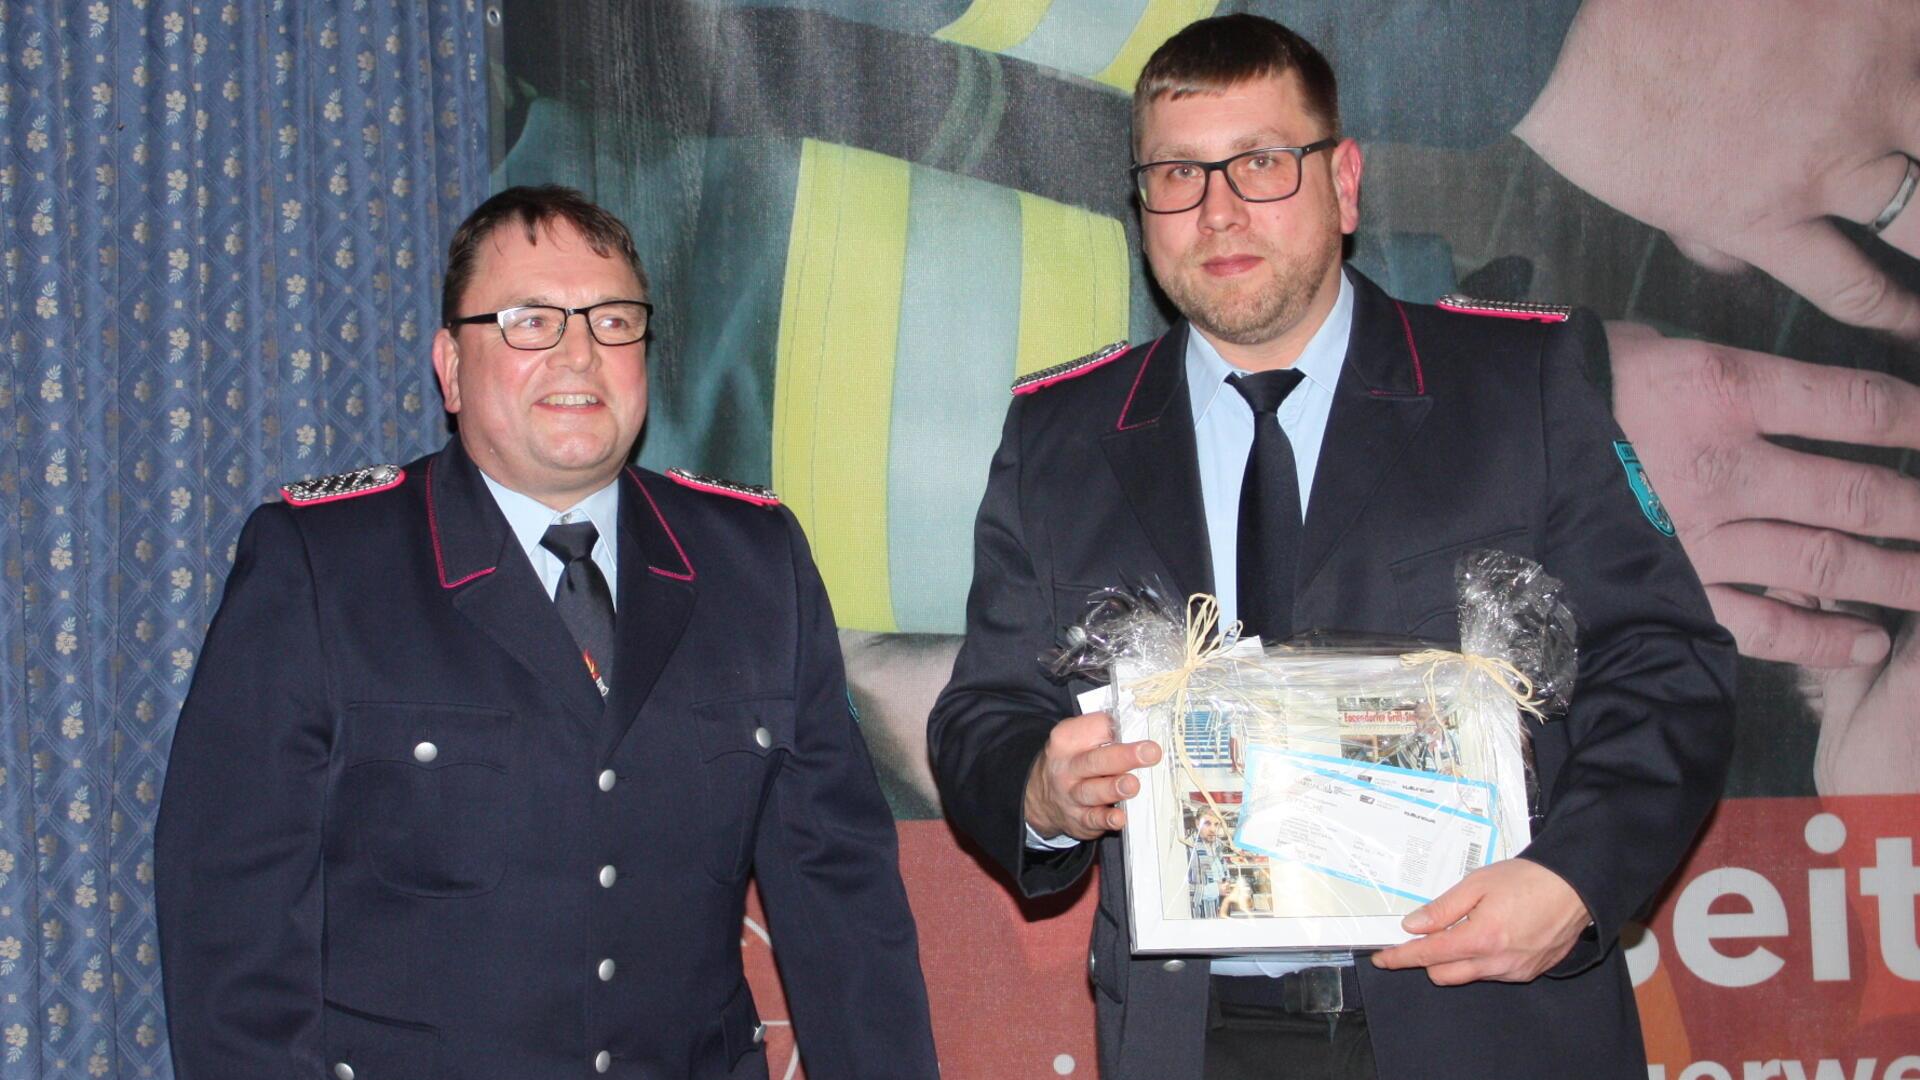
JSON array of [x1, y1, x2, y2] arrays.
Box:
[[1210, 967, 1363, 1014]]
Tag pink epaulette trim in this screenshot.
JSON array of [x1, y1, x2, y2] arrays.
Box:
[[664, 468, 780, 508], [1012, 341, 1131, 395], [1436, 294, 1570, 323], [281, 464, 405, 507]]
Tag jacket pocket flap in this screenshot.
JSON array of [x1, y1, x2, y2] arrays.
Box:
[[323, 999, 439, 1079], [1388, 527, 1529, 639], [691, 695, 795, 761]]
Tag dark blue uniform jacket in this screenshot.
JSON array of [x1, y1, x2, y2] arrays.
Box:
[[157, 438, 936, 1079], [929, 268, 1736, 1080]]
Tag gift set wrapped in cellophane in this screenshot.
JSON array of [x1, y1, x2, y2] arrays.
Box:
[[1049, 550, 1578, 955]]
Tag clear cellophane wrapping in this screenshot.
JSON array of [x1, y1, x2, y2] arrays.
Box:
[[1045, 550, 1576, 953]]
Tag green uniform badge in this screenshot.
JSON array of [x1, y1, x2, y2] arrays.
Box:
[[1613, 441, 1675, 536]]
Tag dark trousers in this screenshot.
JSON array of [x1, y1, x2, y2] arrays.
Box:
[[1203, 974, 1379, 1080]]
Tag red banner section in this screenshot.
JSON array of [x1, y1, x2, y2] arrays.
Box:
[[1635, 796, 1920, 1080], [747, 799, 1919, 1078]]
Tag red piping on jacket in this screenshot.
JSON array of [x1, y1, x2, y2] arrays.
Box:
[[1368, 300, 1426, 398], [628, 467, 696, 581], [1115, 335, 1167, 431], [426, 458, 497, 589]]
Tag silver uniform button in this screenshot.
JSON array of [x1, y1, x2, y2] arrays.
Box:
[[752, 1022, 767, 1045], [412, 741, 438, 764], [594, 1050, 611, 1073], [334, 1064, 355, 1080], [598, 957, 616, 981], [598, 768, 617, 792], [1088, 950, 1097, 974], [1162, 958, 1186, 973], [599, 864, 618, 888], [753, 726, 772, 749]]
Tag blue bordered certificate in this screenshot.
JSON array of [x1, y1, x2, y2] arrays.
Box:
[[1235, 749, 1499, 904]]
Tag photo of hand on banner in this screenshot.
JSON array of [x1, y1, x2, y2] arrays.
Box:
[[1604, 323, 1920, 795], [1606, 323, 1920, 670], [1516, 0, 1920, 338], [1803, 606, 1920, 795]]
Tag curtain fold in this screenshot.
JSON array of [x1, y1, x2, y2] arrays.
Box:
[[0, 2, 488, 1074]]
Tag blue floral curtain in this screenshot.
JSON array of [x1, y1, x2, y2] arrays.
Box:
[[0, 1, 488, 1074]]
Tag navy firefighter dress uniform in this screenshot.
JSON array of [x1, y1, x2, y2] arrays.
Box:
[[156, 437, 938, 1080]]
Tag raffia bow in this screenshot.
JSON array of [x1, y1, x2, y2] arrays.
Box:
[[1122, 593, 1248, 849], [1125, 593, 1240, 715], [1398, 648, 1548, 722]]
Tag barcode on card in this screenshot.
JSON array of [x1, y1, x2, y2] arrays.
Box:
[[1464, 842, 1485, 869]]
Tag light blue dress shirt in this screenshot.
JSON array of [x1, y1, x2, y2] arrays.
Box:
[[1188, 273, 1352, 634], [479, 471, 622, 609]]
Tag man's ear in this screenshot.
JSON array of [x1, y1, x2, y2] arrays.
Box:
[[431, 327, 462, 413], [1332, 137, 1364, 235]]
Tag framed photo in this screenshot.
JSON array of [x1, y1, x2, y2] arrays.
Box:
[[1088, 645, 1531, 955]]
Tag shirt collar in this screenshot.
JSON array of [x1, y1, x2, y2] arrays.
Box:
[[479, 471, 622, 560], [1186, 269, 1354, 424]]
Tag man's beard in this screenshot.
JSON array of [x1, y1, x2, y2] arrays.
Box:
[[1153, 223, 1342, 347]]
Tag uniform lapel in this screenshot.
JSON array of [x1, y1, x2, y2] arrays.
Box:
[[601, 466, 696, 750], [427, 440, 606, 726], [1296, 268, 1434, 594], [1098, 323, 1216, 601]]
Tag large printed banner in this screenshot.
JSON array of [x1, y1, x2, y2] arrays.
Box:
[[497, 1, 1920, 1074]]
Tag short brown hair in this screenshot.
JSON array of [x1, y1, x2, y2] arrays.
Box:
[[1132, 14, 1339, 154], [440, 185, 649, 324]]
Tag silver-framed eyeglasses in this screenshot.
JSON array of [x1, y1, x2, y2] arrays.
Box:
[[1131, 139, 1337, 214], [445, 299, 652, 350]]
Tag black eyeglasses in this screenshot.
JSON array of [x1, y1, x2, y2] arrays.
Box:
[[1130, 139, 1337, 214], [445, 300, 652, 350]]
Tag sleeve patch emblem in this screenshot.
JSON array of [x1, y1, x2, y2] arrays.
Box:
[[1613, 441, 1675, 536]]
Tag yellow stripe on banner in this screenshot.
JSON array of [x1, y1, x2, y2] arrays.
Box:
[[933, 0, 1053, 53], [1014, 192, 1130, 378], [773, 140, 910, 633], [1091, 0, 1221, 90]]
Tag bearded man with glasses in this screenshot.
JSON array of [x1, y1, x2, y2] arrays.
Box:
[[157, 185, 937, 1080], [930, 14, 1734, 1080]]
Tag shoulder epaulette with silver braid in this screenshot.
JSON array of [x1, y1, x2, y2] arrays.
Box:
[[280, 464, 405, 506], [1011, 341, 1132, 395], [665, 468, 781, 508], [1436, 294, 1571, 323]]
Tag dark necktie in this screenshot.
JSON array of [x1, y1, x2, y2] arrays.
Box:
[[1230, 369, 1307, 643], [540, 520, 615, 695]]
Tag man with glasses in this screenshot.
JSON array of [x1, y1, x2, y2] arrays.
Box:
[[930, 14, 1733, 1080], [157, 186, 937, 1079]]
